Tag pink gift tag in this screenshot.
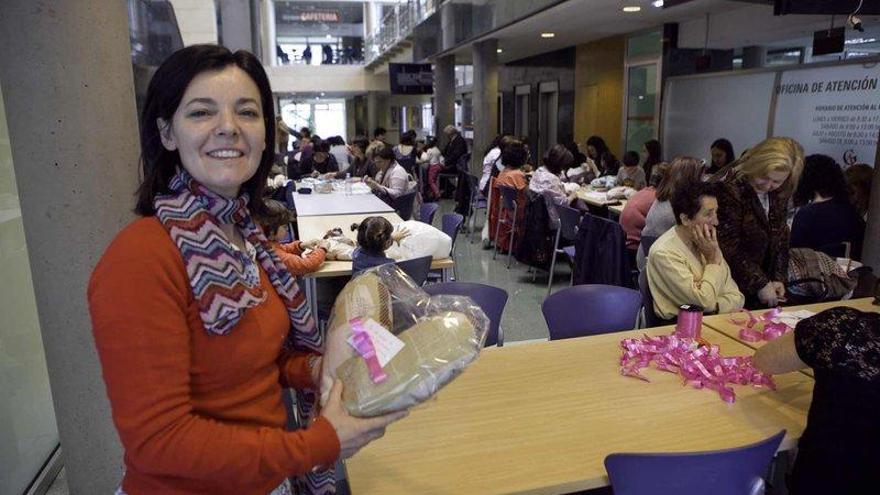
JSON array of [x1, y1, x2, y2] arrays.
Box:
[[349, 318, 388, 384]]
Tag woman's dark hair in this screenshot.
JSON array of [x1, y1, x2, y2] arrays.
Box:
[[351, 135, 369, 152], [600, 151, 619, 176], [648, 162, 670, 188], [543, 144, 574, 175], [399, 130, 416, 146], [373, 127, 387, 138], [671, 180, 718, 225], [644, 139, 662, 166], [135, 45, 275, 216], [255, 199, 294, 237], [845, 163, 873, 217], [311, 137, 330, 154], [351, 216, 393, 252], [586, 135, 609, 159], [710, 138, 735, 166], [327, 135, 345, 146], [424, 136, 438, 149], [793, 154, 850, 207], [299, 127, 312, 138], [485, 134, 504, 156], [656, 156, 705, 202], [622, 151, 640, 167], [564, 141, 586, 167], [501, 142, 528, 169], [373, 144, 395, 162]]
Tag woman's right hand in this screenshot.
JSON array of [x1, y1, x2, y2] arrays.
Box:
[[757, 282, 779, 307], [320, 380, 408, 460]]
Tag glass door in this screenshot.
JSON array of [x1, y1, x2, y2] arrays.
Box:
[[624, 62, 660, 153]]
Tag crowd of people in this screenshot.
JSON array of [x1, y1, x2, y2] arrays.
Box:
[[86, 44, 877, 495]]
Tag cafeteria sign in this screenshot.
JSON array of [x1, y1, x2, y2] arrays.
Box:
[[299, 10, 339, 23]]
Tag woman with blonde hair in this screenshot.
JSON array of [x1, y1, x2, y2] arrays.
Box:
[[713, 137, 804, 308]]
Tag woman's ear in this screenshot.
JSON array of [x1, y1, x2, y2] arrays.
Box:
[[157, 118, 177, 151]]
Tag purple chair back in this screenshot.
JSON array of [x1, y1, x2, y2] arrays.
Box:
[[441, 213, 464, 253], [605, 430, 785, 495], [420, 202, 440, 225], [541, 284, 641, 340], [393, 190, 418, 220], [558, 205, 582, 242], [395, 255, 432, 286], [424, 282, 508, 346], [498, 185, 519, 211]]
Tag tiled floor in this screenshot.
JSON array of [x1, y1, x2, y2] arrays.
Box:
[[45, 199, 566, 495]]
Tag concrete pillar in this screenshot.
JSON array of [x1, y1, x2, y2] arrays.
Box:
[[366, 91, 380, 138], [219, 0, 255, 54], [471, 38, 499, 175], [742, 46, 767, 69], [434, 54, 455, 143], [263, 0, 277, 66], [0, 0, 141, 492]]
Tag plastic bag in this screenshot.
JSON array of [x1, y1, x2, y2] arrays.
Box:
[[384, 221, 452, 261], [320, 264, 489, 417]]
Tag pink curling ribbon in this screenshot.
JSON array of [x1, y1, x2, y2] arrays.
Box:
[[349, 318, 387, 384], [730, 307, 792, 343], [619, 334, 776, 403]]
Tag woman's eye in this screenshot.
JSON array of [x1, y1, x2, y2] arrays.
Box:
[[240, 109, 260, 117], [188, 109, 210, 118]]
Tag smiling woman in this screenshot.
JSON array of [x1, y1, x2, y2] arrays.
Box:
[[88, 45, 406, 495]]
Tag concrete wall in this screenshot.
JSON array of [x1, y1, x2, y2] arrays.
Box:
[[574, 36, 625, 156], [169, 0, 218, 46], [0, 1, 141, 492]]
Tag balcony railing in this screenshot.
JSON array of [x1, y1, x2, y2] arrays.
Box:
[[364, 0, 443, 63]]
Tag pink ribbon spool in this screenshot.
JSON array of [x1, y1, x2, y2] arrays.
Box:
[[674, 304, 703, 339], [349, 318, 388, 384]]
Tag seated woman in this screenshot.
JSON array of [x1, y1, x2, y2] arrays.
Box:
[[257, 199, 328, 276], [365, 144, 413, 203], [529, 144, 579, 208], [616, 151, 647, 190], [562, 141, 600, 185], [488, 141, 529, 252], [637, 156, 705, 270], [621, 162, 668, 253], [296, 137, 339, 179], [754, 301, 880, 495], [646, 179, 744, 320], [791, 154, 865, 260], [713, 137, 804, 308]]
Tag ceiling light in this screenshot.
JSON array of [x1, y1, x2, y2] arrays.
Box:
[[622, 6, 642, 13], [652, 0, 664, 7], [541, 32, 555, 38], [325, 34, 333, 39], [497, 48, 503, 53], [845, 37, 877, 45]]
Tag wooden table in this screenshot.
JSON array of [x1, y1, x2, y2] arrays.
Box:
[[297, 213, 455, 319], [701, 297, 879, 352], [346, 326, 813, 495], [575, 188, 627, 217]]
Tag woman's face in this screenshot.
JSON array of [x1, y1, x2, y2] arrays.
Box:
[[586, 145, 597, 159], [159, 66, 266, 198], [313, 151, 327, 163], [374, 156, 391, 170], [750, 169, 790, 193], [710, 147, 727, 168], [681, 195, 719, 230]]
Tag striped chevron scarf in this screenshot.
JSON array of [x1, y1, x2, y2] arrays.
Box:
[[154, 169, 335, 494]]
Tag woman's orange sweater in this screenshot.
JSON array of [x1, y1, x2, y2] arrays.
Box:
[[88, 218, 340, 495]]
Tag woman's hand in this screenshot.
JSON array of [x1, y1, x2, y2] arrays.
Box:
[[757, 282, 779, 307], [692, 224, 722, 265], [364, 177, 378, 189], [301, 238, 320, 250], [320, 380, 408, 459], [392, 227, 411, 244]]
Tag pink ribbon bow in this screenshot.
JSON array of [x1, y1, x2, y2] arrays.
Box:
[[349, 318, 388, 384], [730, 307, 792, 343], [619, 334, 776, 403]]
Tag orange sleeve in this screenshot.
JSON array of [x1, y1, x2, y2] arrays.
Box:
[[278, 350, 318, 390], [88, 221, 339, 483], [275, 242, 327, 276]]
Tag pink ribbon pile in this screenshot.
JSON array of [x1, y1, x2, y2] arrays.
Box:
[[619, 334, 776, 403], [730, 307, 791, 343], [349, 318, 388, 384]]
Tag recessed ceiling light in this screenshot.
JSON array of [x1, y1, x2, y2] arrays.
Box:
[[325, 34, 333, 39], [622, 6, 642, 13], [320, 92, 325, 96], [497, 48, 503, 53], [652, 0, 664, 7], [541, 32, 555, 38]]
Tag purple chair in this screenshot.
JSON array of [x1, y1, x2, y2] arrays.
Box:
[[424, 282, 508, 346], [547, 204, 584, 296], [420, 202, 440, 225], [395, 255, 432, 286], [541, 285, 641, 340], [605, 430, 785, 495], [493, 185, 520, 268]]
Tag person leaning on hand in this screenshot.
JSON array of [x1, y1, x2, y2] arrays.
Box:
[[88, 45, 405, 495]]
